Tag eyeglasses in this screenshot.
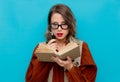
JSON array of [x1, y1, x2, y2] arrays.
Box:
[[50, 23, 68, 30]]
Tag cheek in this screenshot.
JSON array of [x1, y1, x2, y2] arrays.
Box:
[[64, 30, 69, 36]]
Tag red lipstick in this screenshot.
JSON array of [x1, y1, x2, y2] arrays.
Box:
[[57, 33, 63, 37]]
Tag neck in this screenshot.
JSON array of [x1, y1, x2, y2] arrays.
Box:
[[56, 39, 68, 51]]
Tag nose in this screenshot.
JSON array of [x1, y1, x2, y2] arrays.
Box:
[[58, 25, 62, 31]]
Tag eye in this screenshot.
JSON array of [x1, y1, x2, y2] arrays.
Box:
[[50, 23, 58, 29], [52, 23, 58, 27], [61, 23, 68, 28]]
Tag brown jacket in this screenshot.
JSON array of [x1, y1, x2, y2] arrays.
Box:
[[25, 42, 97, 82]]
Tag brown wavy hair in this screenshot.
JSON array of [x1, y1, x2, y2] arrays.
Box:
[[45, 4, 76, 42]]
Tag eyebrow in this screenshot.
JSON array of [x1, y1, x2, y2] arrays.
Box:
[[51, 21, 66, 24]]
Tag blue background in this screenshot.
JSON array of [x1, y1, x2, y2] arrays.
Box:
[[0, 0, 120, 82]]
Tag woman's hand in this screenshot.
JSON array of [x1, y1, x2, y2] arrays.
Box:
[[51, 56, 73, 70], [47, 39, 57, 51], [48, 39, 73, 70]]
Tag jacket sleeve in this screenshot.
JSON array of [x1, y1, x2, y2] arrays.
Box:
[[25, 44, 53, 82], [65, 42, 97, 82], [25, 44, 39, 82]]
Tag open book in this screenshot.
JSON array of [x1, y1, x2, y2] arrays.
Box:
[[35, 42, 80, 62]]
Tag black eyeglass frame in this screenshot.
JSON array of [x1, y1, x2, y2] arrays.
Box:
[[50, 23, 68, 30]]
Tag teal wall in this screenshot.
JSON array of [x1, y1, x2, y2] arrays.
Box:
[[0, 0, 120, 82]]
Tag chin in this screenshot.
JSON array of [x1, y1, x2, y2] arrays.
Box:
[[56, 37, 66, 40], [57, 38, 63, 40]]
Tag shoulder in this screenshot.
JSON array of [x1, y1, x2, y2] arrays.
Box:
[[76, 39, 88, 47], [74, 39, 89, 50], [82, 41, 88, 48], [74, 39, 87, 46], [78, 40, 89, 51]]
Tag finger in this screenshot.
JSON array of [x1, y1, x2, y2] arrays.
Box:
[[49, 43, 57, 50], [47, 39, 56, 45], [67, 56, 72, 62], [51, 56, 60, 63], [51, 56, 61, 63], [49, 43, 57, 47], [54, 57, 65, 66], [52, 56, 58, 62], [51, 56, 56, 61]]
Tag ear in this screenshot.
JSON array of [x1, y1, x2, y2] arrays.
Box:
[[50, 32, 54, 36]]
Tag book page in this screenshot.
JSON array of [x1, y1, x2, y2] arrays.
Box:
[[35, 42, 80, 62]]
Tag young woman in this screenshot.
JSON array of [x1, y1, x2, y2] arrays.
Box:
[[25, 4, 97, 82]]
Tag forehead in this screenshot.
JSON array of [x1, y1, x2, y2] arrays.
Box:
[[51, 13, 65, 23]]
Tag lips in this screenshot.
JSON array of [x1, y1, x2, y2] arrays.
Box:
[[57, 33, 63, 37]]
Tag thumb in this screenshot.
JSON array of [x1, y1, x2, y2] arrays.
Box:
[[67, 56, 71, 61]]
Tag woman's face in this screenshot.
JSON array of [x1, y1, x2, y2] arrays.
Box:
[[50, 13, 69, 41]]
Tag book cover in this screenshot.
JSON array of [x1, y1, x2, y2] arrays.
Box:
[[35, 42, 80, 62]]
